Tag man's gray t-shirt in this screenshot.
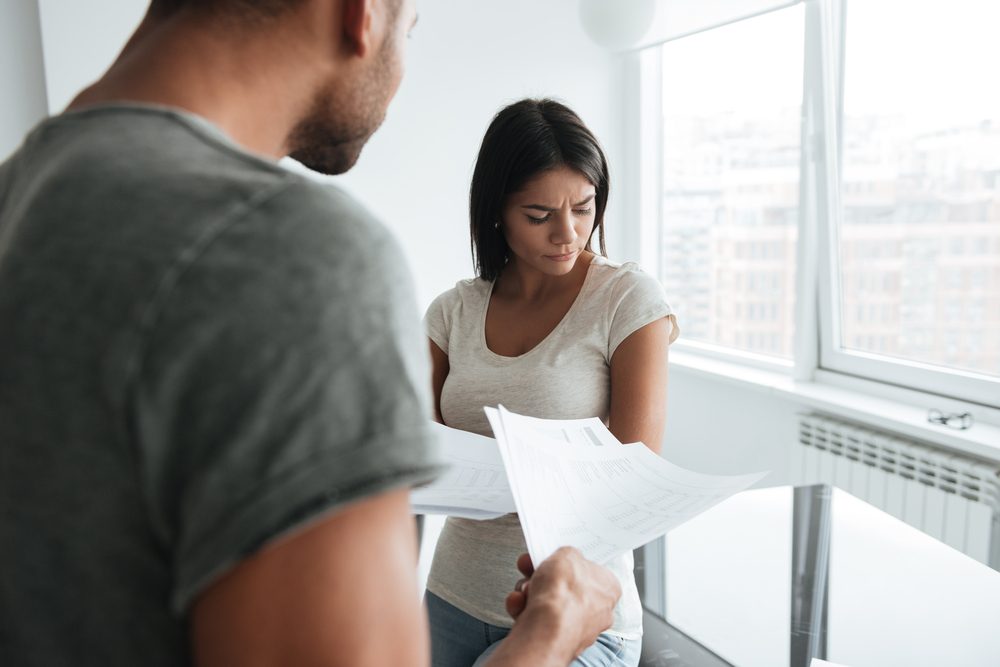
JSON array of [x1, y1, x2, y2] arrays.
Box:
[[0, 105, 441, 666]]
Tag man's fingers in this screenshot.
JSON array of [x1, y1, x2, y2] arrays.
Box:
[[507, 555, 534, 620], [505, 547, 622, 659], [504, 590, 527, 619], [516, 553, 534, 578]]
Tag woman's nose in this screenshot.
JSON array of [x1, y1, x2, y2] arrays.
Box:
[[550, 210, 578, 245]]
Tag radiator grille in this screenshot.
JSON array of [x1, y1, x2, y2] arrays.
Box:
[[795, 413, 1000, 569]]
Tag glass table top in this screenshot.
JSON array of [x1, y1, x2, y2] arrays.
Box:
[[650, 484, 1000, 667]]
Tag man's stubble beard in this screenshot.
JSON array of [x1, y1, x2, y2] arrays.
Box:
[[286, 39, 397, 175]]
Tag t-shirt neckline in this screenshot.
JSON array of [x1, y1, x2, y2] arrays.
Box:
[[479, 258, 599, 362], [43, 102, 259, 162]]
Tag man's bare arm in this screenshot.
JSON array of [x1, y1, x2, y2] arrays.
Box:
[[190, 488, 428, 667]]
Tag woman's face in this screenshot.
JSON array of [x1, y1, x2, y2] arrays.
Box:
[[500, 166, 597, 278]]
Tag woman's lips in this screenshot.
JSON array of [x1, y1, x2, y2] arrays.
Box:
[[545, 250, 577, 262]]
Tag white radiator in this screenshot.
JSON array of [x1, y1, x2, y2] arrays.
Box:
[[794, 413, 1000, 569]]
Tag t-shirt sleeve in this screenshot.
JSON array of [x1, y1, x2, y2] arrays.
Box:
[[607, 266, 680, 358], [130, 184, 443, 615], [423, 288, 454, 354]]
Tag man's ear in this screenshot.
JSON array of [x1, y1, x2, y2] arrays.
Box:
[[341, 0, 374, 57]]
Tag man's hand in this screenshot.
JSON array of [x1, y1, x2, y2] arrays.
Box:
[[504, 553, 534, 619], [487, 547, 621, 666]]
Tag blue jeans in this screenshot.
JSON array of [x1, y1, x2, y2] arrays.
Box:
[[426, 591, 641, 667]]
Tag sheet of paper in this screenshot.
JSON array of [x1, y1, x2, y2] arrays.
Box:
[[486, 405, 769, 565], [410, 422, 516, 520], [810, 660, 852, 667], [486, 412, 622, 448]]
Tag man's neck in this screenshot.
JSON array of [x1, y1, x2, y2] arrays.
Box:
[[66, 10, 327, 161]]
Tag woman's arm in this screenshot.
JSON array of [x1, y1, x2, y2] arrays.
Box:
[[608, 317, 672, 453], [429, 340, 449, 424]]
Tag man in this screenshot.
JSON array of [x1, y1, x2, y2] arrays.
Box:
[[0, 1, 620, 666]]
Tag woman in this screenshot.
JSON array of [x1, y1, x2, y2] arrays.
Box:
[[424, 99, 679, 667]]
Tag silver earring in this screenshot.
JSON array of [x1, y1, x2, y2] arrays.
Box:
[[494, 221, 500, 230]]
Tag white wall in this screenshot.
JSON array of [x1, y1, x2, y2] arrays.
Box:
[[0, 0, 48, 161], [0, 0, 147, 159], [36, 0, 148, 114]]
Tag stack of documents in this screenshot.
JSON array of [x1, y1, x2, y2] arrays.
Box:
[[410, 422, 516, 520], [412, 407, 768, 566]]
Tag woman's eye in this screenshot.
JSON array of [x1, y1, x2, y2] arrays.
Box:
[[573, 208, 593, 216], [527, 214, 551, 225]]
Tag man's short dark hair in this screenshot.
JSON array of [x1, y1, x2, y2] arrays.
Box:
[[149, 0, 400, 23], [469, 98, 610, 282], [148, 0, 305, 21]]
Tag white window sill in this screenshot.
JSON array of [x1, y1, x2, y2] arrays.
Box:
[[670, 350, 1000, 464]]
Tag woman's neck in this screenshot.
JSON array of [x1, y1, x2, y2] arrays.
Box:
[[495, 252, 595, 302]]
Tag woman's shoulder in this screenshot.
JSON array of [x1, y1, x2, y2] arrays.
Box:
[[586, 256, 680, 348], [427, 276, 491, 312], [587, 255, 661, 293], [424, 276, 491, 347]]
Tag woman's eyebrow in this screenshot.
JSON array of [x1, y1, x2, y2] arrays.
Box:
[[520, 194, 596, 212]]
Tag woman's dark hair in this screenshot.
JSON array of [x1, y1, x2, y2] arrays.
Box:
[[470, 98, 610, 281]]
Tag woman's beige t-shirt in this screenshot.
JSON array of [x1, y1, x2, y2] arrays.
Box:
[[423, 256, 679, 639]]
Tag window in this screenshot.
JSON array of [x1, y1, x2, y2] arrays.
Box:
[[658, 4, 804, 360], [644, 0, 1000, 406], [823, 0, 1000, 404], [636, 0, 1000, 635]]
